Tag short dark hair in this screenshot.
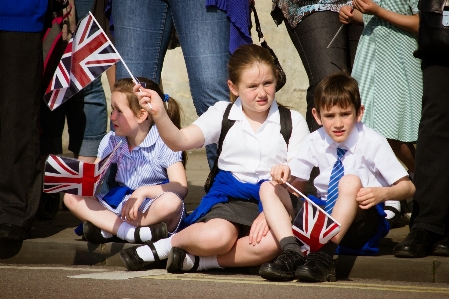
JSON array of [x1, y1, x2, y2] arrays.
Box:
[[314, 72, 361, 115]]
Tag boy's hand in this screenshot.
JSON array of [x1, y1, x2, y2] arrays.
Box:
[[133, 84, 165, 118], [339, 5, 354, 24], [270, 164, 291, 184], [353, 0, 379, 15], [249, 212, 269, 246], [356, 187, 388, 209]]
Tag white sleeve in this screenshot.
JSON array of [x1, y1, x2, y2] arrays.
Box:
[[371, 136, 408, 185], [192, 101, 230, 147], [287, 110, 310, 161], [289, 136, 316, 181]]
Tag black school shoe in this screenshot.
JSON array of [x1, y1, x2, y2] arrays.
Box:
[[134, 222, 168, 244], [120, 241, 160, 271], [259, 249, 305, 281], [295, 251, 336, 282], [166, 247, 199, 273], [393, 228, 436, 258], [83, 221, 122, 244]]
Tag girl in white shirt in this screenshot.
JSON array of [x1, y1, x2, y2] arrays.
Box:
[[120, 44, 309, 272]]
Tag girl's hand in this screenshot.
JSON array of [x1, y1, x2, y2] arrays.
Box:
[[339, 6, 354, 24], [121, 189, 146, 221], [249, 212, 269, 246], [270, 164, 291, 184], [353, 0, 380, 15], [133, 84, 165, 118], [356, 187, 387, 209]]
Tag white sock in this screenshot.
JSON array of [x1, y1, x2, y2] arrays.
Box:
[[117, 222, 136, 243], [182, 253, 196, 271], [100, 230, 113, 239], [136, 227, 152, 242], [135, 236, 172, 262], [197, 255, 221, 271], [385, 201, 401, 219]]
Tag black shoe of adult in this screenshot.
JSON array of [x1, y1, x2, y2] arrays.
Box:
[[259, 250, 305, 281], [166, 247, 199, 273], [120, 241, 160, 271], [433, 234, 449, 256], [295, 251, 336, 282], [393, 228, 435, 258], [134, 222, 168, 244], [0, 223, 29, 242]]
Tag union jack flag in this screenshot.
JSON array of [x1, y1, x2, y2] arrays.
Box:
[[43, 141, 122, 196], [44, 12, 121, 110], [292, 197, 341, 254]]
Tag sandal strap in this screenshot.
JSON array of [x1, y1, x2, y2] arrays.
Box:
[[134, 227, 142, 244], [145, 241, 160, 263], [384, 205, 400, 215], [189, 255, 200, 272]]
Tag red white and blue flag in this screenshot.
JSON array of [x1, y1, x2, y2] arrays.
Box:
[[292, 197, 341, 254], [43, 141, 122, 196], [44, 12, 121, 110]]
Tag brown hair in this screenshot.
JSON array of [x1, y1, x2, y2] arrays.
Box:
[[227, 44, 279, 102], [314, 72, 361, 115], [113, 77, 187, 166]]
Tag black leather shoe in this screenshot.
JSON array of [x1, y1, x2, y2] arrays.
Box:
[[120, 241, 160, 271], [83, 221, 121, 244], [295, 251, 336, 282], [166, 247, 199, 273], [0, 223, 29, 242], [259, 249, 305, 281], [433, 234, 449, 256], [393, 228, 435, 258], [134, 222, 168, 244]]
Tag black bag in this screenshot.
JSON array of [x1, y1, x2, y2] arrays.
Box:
[[251, 4, 287, 91], [415, 0, 449, 60]]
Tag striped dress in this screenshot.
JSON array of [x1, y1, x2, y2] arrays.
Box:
[[352, 0, 422, 142]]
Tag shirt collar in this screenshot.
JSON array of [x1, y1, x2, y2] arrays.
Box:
[[323, 122, 361, 154], [131, 124, 159, 150], [228, 98, 280, 124]]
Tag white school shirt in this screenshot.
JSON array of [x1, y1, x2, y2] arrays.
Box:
[[289, 122, 408, 201], [193, 98, 309, 184], [96, 125, 182, 190]]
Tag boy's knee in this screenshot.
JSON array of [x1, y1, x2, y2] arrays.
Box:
[[338, 175, 362, 194]]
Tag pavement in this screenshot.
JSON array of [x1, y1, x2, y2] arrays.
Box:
[[1, 148, 448, 284]]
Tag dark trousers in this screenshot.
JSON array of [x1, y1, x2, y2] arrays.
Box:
[[0, 31, 43, 230], [411, 60, 449, 236], [285, 11, 362, 132]]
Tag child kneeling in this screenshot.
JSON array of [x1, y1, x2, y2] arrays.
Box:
[[259, 72, 415, 282]]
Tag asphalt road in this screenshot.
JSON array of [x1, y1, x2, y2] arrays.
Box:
[[2, 264, 449, 299]]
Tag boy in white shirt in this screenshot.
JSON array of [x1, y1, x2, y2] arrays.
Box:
[[258, 72, 415, 282]]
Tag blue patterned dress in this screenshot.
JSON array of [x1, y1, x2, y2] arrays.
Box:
[[352, 0, 422, 142]]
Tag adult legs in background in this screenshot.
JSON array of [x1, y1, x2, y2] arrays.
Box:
[[411, 61, 449, 235], [113, 0, 230, 168], [0, 31, 43, 239], [394, 61, 449, 258], [285, 12, 362, 132]]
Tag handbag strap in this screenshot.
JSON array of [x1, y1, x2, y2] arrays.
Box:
[[250, 5, 282, 64]]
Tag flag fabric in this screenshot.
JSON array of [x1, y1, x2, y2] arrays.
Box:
[[292, 197, 341, 254], [44, 12, 120, 110], [43, 141, 122, 196]]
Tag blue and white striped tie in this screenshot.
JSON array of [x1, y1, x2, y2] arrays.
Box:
[[325, 147, 348, 214]]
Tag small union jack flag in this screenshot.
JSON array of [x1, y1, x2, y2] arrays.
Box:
[[44, 12, 121, 110], [292, 197, 341, 254], [43, 141, 122, 196]]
